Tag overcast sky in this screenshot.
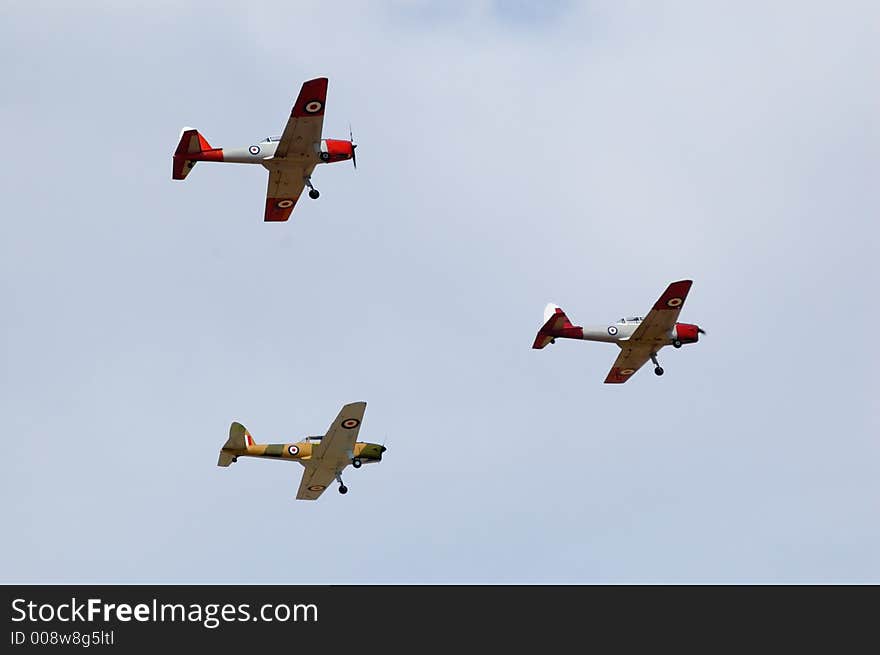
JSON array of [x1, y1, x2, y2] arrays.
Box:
[[2, 1, 878, 583]]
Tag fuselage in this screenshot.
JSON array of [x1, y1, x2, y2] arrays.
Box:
[[550, 316, 699, 345], [221, 438, 385, 465], [197, 136, 354, 168], [568, 318, 702, 347]]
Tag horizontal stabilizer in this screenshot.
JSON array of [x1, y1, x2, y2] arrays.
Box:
[[532, 303, 583, 349], [217, 422, 254, 466], [172, 127, 221, 180]]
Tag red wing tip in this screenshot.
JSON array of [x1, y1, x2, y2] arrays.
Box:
[[264, 197, 297, 222], [604, 367, 633, 384], [653, 280, 694, 310], [293, 79, 329, 117], [301, 77, 329, 89]]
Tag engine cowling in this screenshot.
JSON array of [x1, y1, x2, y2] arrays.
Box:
[[319, 139, 354, 163], [673, 323, 700, 344]]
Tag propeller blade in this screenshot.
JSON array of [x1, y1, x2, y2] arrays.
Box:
[[697, 327, 706, 335], [349, 123, 357, 169]]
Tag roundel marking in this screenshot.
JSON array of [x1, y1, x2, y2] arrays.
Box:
[[276, 200, 294, 208], [308, 484, 325, 492], [287, 445, 299, 456], [607, 326, 618, 336], [249, 145, 260, 155], [621, 368, 635, 375], [341, 418, 360, 429], [304, 100, 323, 114], [666, 297, 683, 307]]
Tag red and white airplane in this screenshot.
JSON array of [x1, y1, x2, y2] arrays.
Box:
[[172, 77, 355, 222], [532, 280, 705, 383]]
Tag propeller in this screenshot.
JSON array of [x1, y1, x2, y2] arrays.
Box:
[[697, 327, 707, 335], [349, 123, 357, 169]]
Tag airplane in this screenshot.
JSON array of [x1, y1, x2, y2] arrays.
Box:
[[532, 279, 705, 383], [172, 77, 356, 222], [217, 401, 386, 500]]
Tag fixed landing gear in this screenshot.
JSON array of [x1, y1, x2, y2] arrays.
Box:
[[673, 339, 682, 349], [651, 353, 664, 376], [352, 457, 362, 469], [335, 471, 348, 495], [232, 456, 238, 462], [304, 176, 320, 200]]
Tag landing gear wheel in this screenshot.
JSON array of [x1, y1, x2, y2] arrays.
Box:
[[319, 152, 330, 162], [338, 485, 348, 495], [232, 457, 237, 463], [673, 339, 682, 349], [352, 458, 362, 469], [654, 366, 664, 376], [308, 189, 320, 200]]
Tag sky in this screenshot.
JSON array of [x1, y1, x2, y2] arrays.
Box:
[[1, 1, 878, 583]]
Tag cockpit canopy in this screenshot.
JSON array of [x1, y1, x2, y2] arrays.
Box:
[[306, 435, 323, 443], [261, 135, 281, 143], [617, 316, 644, 323]]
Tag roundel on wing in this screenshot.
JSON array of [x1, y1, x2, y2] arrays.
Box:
[[304, 100, 323, 114], [341, 418, 360, 429], [277, 200, 294, 208], [666, 298, 683, 307], [308, 484, 325, 492], [621, 368, 635, 375]]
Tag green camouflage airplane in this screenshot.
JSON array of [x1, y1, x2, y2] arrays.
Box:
[[217, 401, 386, 500]]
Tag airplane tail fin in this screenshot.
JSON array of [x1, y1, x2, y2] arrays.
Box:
[[532, 303, 582, 349], [172, 127, 220, 180], [217, 421, 254, 467]]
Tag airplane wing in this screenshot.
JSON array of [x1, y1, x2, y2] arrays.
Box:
[[274, 77, 328, 160], [313, 401, 366, 460], [294, 401, 366, 500], [295, 464, 337, 501], [625, 280, 693, 347], [264, 164, 310, 222], [604, 345, 658, 383], [603, 280, 693, 384]]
